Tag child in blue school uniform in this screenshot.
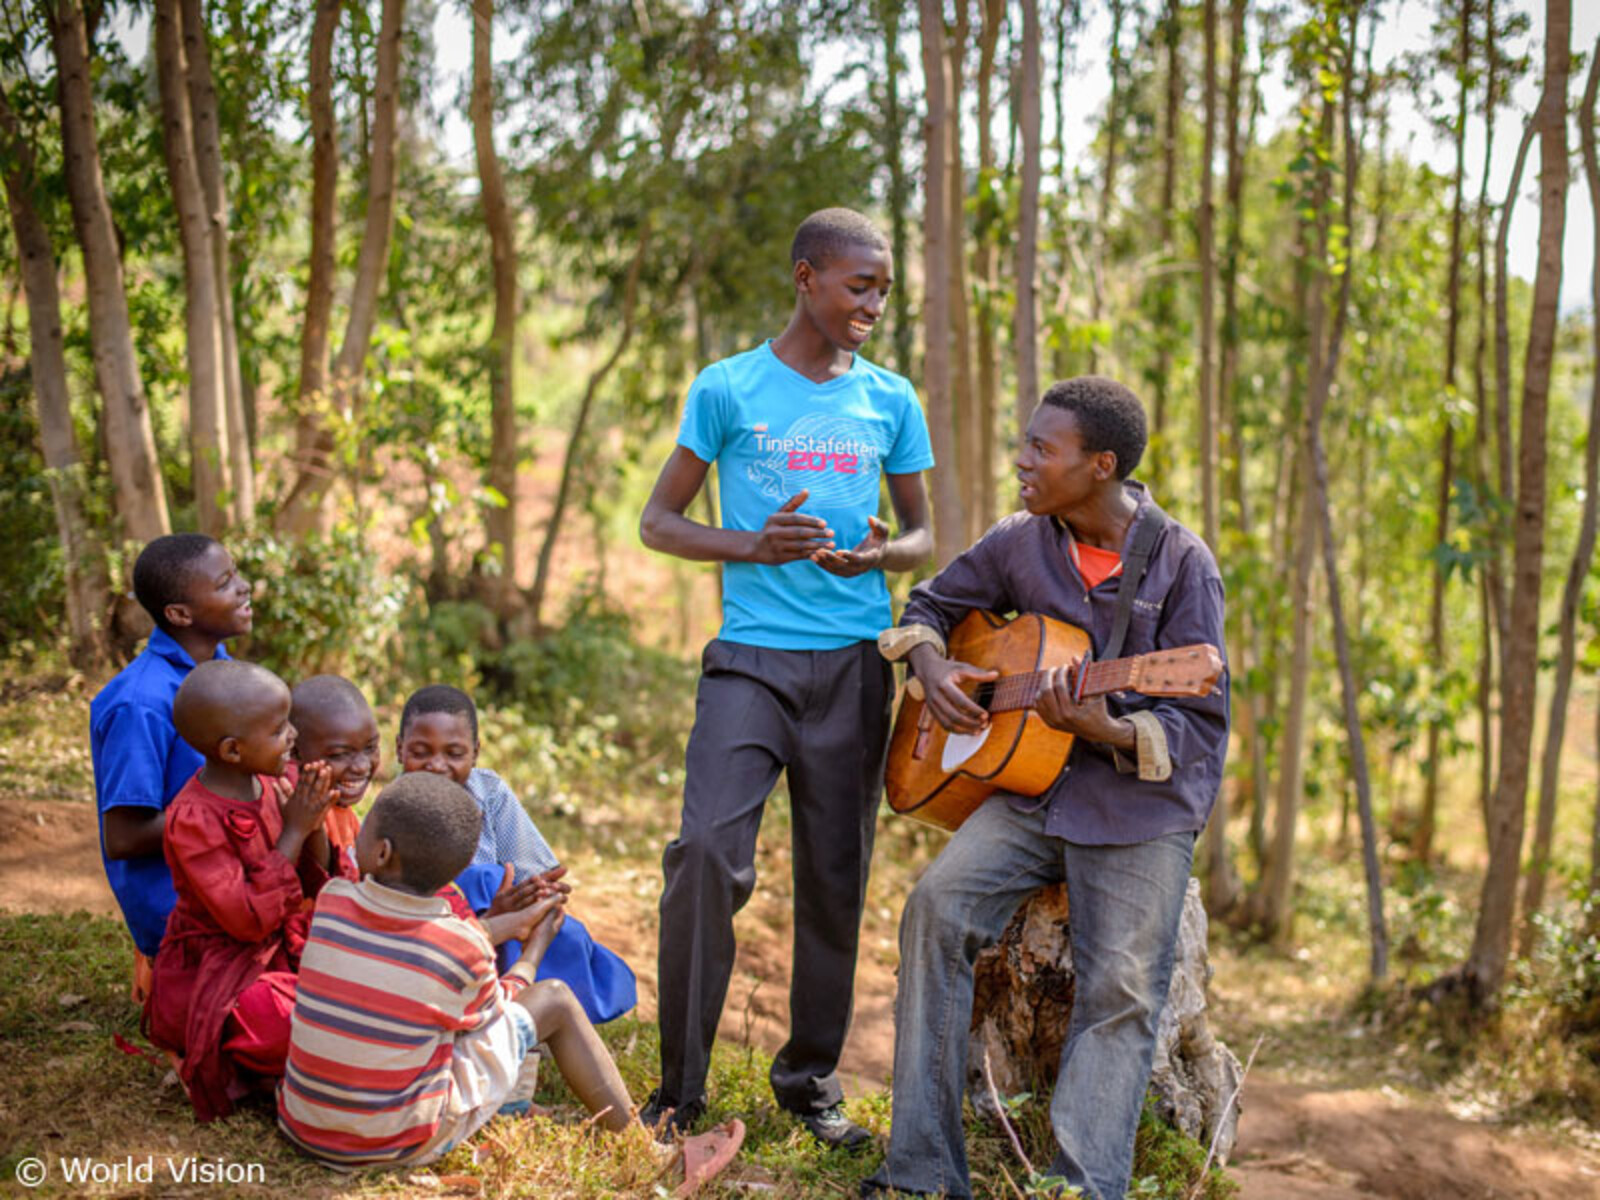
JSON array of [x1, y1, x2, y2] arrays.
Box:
[[396, 684, 637, 1024], [89, 534, 254, 998]]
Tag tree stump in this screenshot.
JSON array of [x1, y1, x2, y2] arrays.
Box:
[[968, 877, 1241, 1160]]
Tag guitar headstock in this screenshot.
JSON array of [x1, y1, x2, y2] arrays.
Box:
[[1124, 644, 1223, 696]]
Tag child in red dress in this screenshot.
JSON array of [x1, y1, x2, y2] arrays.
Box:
[[288, 675, 382, 877], [144, 658, 353, 1121]]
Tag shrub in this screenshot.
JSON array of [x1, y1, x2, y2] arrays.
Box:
[[230, 527, 413, 682]]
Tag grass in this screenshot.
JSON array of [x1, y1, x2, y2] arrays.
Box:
[[0, 912, 1228, 1198]]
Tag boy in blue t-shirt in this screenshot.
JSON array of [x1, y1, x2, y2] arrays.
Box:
[[89, 534, 254, 994], [638, 207, 934, 1148]]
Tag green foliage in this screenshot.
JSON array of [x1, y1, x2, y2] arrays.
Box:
[[1132, 1101, 1238, 1200], [0, 371, 64, 653], [230, 526, 413, 681], [1531, 887, 1600, 1039]]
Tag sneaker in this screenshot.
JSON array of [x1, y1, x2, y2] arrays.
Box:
[[638, 1088, 706, 1141], [796, 1102, 872, 1150]]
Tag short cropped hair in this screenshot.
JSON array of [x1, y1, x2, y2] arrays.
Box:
[[399, 684, 478, 743], [133, 534, 221, 631], [367, 773, 482, 894], [1040, 377, 1148, 480], [790, 207, 888, 271]]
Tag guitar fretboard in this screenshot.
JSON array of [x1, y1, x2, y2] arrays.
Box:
[[985, 658, 1138, 712]]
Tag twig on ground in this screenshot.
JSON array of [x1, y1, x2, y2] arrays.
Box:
[[981, 1046, 1036, 1178], [1183, 1034, 1265, 1200], [997, 1161, 1030, 1200]]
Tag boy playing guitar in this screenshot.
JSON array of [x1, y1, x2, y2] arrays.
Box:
[[865, 376, 1230, 1200]]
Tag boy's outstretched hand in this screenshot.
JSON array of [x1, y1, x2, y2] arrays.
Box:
[[751, 491, 834, 564], [812, 515, 889, 577], [275, 761, 334, 860]]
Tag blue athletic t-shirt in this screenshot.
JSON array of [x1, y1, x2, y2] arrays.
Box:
[[676, 342, 935, 650]]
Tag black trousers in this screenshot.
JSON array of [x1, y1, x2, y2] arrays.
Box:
[[656, 638, 893, 1113]]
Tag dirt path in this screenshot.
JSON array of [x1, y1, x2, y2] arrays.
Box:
[[7, 793, 1600, 1198]]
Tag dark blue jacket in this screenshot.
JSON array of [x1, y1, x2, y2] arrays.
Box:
[[899, 483, 1229, 844]]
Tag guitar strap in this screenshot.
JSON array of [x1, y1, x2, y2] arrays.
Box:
[[1100, 506, 1167, 660]]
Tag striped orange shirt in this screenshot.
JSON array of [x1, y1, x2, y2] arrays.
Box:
[[276, 878, 526, 1166]]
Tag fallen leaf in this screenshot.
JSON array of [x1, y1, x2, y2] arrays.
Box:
[[60, 1020, 96, 1033], [436, 1175, 482, 1195], [57, 993, 86, 1008], [405, 1175, 442, 1191]]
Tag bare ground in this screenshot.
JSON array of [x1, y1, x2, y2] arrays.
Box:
[[6, 793, 1600, 1198]]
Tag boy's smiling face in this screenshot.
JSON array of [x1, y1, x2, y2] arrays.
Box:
[[797, 243, 892, 355], [397, 711, 478, 787], [169, 541, 254, 640], [296, 705, 381, 808]]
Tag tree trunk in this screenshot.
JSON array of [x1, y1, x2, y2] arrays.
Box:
[[1197, 0, 1218, 551], [288, 0, 340, 525], [1150, 0, 1182, 485], [1219, 0, 1265, 900], [1473, 0, 1499, 831], [180, 0, 252, 525], [1519, 33, 1600, 956], [472, 0, 520, 616], [1088, 0, 1127, 377], [154, 0, 232, 537], [920, 0, 963, 566], [1460, 0, 1569, 1008], [0, 87, 109, 669], [1196, 0, 1237, 916], [1305, 15, 1386, 979], [1016, 0, 1041, 433], [528, 224, 653, 628], [973, 0, 1002, 535], [881, 0, 915, 380], [46, 0, 170, 542], [948, 2, 980, 546], [278, 0, 404, 533], [971, 880, 1242, 1160], [1418, 0, 1472, 863]]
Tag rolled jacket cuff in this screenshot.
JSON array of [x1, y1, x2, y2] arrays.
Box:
[[878, 623, 946, 662], [1113, 710, 1172, 782]]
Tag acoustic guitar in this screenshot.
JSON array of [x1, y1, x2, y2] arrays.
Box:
[[885, 610, 1223, 831]]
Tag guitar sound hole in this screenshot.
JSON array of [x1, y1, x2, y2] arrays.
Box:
[[975, 681, 997, 710]]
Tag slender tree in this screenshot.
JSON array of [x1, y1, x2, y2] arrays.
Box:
[[920, 0, 964, 565], [529, 223, 654, 627], [293, 0, 340, 500], [45, 0, 170, 542], [1301, 2, 1386, 980], [1418, 0, 1473, 861], [948, 1, 980, 545], [1458, 0, 1569, 1008], [1198, 0, 1218, 550], [279, 0, 405, 532], [154, 0, 232, 536], [1519, 33, 1600, 954], [1149, 0, 1182, 482], [1471, 0, 1499, 836], [879, 0, 915, 379], [0, 86, 109, 668], [1088, 0, 1128, 375], [180, 0, 252, 523], [972, 0, 1003, 532], [471, 0, 520, 617], [1016, 0, 1041, 428]]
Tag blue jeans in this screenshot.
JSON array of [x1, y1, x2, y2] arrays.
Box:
[[867, 797, 1196, 1200]]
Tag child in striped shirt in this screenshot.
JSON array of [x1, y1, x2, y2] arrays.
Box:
[[277, 772, 637, 1166]]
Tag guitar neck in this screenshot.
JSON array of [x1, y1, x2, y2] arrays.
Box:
[[986, 656, 1143, 713]]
